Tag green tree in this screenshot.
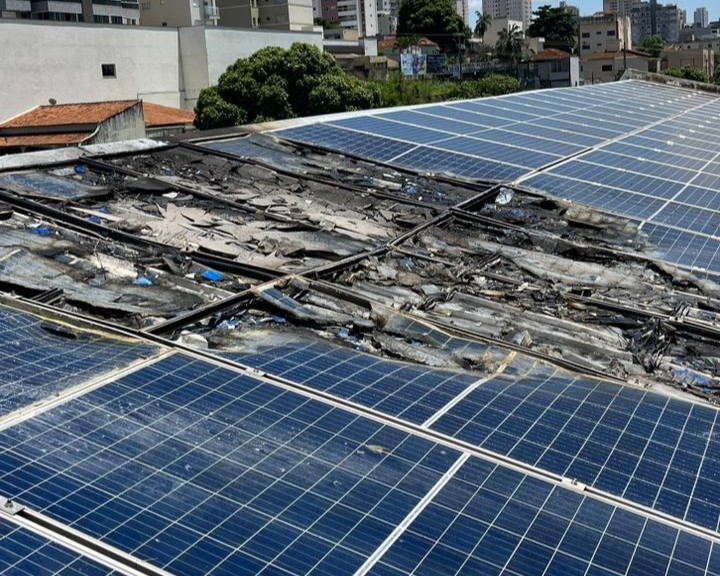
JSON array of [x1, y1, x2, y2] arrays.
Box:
[[715, 63, 720, 84], [496, 24, 524, 68], [663, 66, 710, 83], [474, 11, 492, 43], [194, 87, 245, 130], [636, 35, 664, 57], [194, 43, 382, 130], [313, 17, 341, 29], [526, 5, 577, 52], [397, 0, 471, 53]]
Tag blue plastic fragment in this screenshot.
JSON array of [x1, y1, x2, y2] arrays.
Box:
[[339, 328, 350, 339], [134, 277, 153, 287], [201, 270, 224, 282], [31, 227, 50, 236], [98, 207, 112, 215], [74, 165, 87, 175], [274, 316, 287, 325], [87, 216, 102, 224]]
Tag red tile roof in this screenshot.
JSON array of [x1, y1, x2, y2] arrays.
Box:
[[0, 101, 138, 128], [143, 102, 195, 128], [0, 133, 91, 148], [533, 48, 573, 61]]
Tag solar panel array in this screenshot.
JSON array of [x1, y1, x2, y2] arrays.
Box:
[[255, 80, 720, 275], [2, 346, 720, 576]]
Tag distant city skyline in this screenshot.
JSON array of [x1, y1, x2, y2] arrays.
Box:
[[469, 0, 716, 22]]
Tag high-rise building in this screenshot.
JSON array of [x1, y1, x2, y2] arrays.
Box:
[[139, 0, 220, 27], [559, 1, 579, 18], [317, 0, 379, 36], [455, 0, 469, 26], [217, 0, 313, 30], [694, 7, 709, 28], [630, 2, 684, 43], [603, 0, 640, 17], [0, 0, 139, 24], [482, 0, 531, 29]]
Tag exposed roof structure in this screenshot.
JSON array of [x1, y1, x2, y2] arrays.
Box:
[[0, 76, 717, 575]]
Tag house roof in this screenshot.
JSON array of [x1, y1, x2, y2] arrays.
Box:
[[0, 133, 91, 148], [0, 101, 138, 129], [532, 48, 572, 61], [583, 49, 652, 61], [143, 102, 196, 128]]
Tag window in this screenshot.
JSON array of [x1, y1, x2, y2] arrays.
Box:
[[581, 32, 590, 38], [101, 63, 116, 78], [602, 64, 613, 71], [607, 30, 615, 36], [582, 43, 591, 49]]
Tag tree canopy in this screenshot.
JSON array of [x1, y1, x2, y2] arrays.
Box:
[[526, 4, 577, 53], [397, 0, 471, 53], [474, 11, 492, 42], [663, 66, 710, 83], [194, 43, 381, 130], [496, 24, 524, 67], [636, 35, 664, 57]]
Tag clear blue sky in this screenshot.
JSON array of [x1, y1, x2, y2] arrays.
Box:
[[469, 0, 716, 22]]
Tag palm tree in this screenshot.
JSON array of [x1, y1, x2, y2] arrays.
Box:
[[474, 11, 492, 44], [496, 24, 524, 68]]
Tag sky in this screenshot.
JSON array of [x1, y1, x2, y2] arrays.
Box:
[[468, 0, 716, 23]]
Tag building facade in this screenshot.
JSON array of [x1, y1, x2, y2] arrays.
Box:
[[482, 0, 531, 29], [661, 45, 715, 79], [0, 0, 139, 24], [455, 0, 469, 26], [216, 0, 313, 30], [694, 6, 709, 28], [315, 0, 379, 36], [579, 13, 632, 56], [630, 2, 685, 43], [603, 0, 640, 17], [139, 0, 220, 27]]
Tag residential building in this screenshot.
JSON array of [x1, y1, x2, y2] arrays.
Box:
[[484, 17, 523, 48], [582, 49, 656, 82], [312, 0, 320, 18], [603, 0, 640, 17], [316, 0, 377, 36], [139, 0, 220, 27], [482, 0, 531, 30], [559, 1, 579, 17], [216, 0, 313, 30], [376, 10, 395, 34], [579, 13, 632, 57], [0, 0, 140, 23], [359, 0, 376, 36], [517, 48, 580, 88], [455, 0, 469, 26], [0, 19, 323, 119], [630, 2, 684, 43], [679, 24, 719, 41], [661, 45, 715, 79], [694, 7, 709, 28]]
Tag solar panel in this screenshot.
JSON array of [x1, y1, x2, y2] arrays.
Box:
[[216, 338, 720, 532], [0, 516, 119, 575], [0, 304, 158, 416], [0, 353, 465, 575], [366, 458, 720, 576]]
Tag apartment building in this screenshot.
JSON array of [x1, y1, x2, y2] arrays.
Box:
[[482, 0, 531, 29], [139, 0, 220, 27], [630, 2, 685, 43], [579, 13, 632, 57], [216, 0, 313, 30], [315, 0, 377, 36], [661, 45, 715, 79], [0, 0, 139, 24], [455, 0, 469, 26], [694, 6, 709, 28], [603, 0, 640, 17]]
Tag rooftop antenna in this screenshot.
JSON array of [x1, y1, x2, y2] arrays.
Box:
[[48, 98, 57, 106]]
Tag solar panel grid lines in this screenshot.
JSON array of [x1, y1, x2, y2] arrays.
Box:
[[0, 353, 472, 576], [364, 458, 720, 576], [0, 514, 122, 576], [0, 304, 158, 418]]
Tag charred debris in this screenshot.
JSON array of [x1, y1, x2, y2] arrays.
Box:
[[0, 133, 717, 402]]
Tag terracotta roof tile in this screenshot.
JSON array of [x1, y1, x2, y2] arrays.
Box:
[[533, 48, 572, 61], [143, 102, 196, 128], [0, 133, 92, 148], [0, 101, 138, 128]]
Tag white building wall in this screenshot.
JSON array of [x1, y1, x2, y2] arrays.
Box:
[[0, 20, 181, 121]]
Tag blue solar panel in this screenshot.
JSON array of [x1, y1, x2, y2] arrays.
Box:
[[434, 137, 559, 169], [654, 203, 720, 237], [379, 110, 490, 135], [0, 516, 119, 575], [330, 117, 454, 144], [642, 223, 720, 273], [428, 368, 720, 531], [0, 353, 463, 576], [394, 148, 528, 182], [218, 336, 519, 425], [238, 124, 416, 163], [0, 305, 157, 417], [366, 458, 720, 576]]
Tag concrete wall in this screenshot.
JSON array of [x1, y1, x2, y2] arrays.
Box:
[[0, 20, 323, 121], [0, 20, 181, 120], [89, 102, 146, 144]]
